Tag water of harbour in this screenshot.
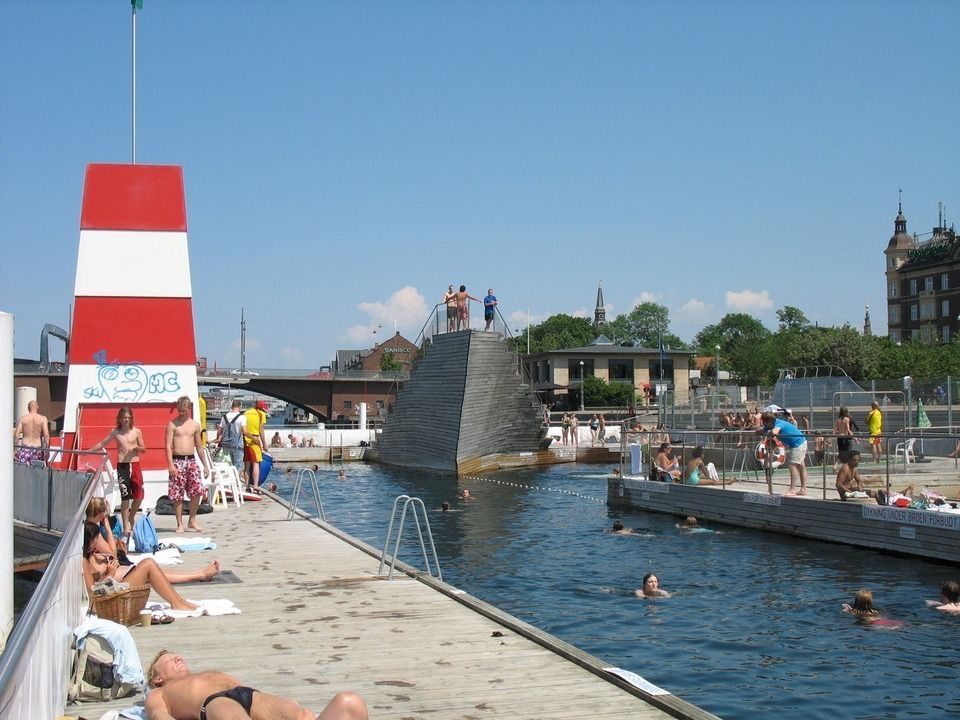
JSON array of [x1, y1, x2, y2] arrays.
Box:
[[271, 462, 960, 719]]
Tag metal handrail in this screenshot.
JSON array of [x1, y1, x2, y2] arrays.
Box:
[[0, 448, 108, 718], [287, 468, 325, 521], [378, 495, 442, 582]]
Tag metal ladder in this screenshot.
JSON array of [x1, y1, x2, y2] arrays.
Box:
[[378, 495, 443, 582], [286, 467, 325, 521]]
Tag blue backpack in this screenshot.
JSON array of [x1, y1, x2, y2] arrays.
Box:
[[132, 512, 159, 554]]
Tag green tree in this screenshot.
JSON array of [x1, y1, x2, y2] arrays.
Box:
[[583, 375, 635, 407], [380, 352, 403, 372], [606, 302, 687, 349], [521, 314, 596, 353], [776, 306, 809, 332], [696, 314, 773, 385]]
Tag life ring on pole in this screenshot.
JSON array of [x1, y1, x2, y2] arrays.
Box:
[[755, 438, 786, 469]]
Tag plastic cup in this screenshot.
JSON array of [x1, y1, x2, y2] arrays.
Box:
[[140, 610, 152, 628]]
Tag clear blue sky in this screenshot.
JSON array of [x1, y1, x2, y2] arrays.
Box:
[[2, 0, 958, 368]]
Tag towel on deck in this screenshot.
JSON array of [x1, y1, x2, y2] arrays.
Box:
[[157, 536, 218, 552], [146, 598, 241, 618], [127, 547, 183, 566]]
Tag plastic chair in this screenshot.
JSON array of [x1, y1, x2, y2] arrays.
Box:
[[893, 438, 916, 464], [204, 449, 244, 508]]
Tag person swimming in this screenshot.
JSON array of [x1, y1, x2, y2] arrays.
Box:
[[927, 579, 960, 615], [842, 589, 879, 618], [635, 573, 671, 598]]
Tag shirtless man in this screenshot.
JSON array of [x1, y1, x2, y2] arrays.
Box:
[[835, 451, 880, 502], [442, 284, 457, 333], [927, 580, 960, 615], [165, 396, 210, 533], [89, 406, 147, 540], [13, 400, 49, 465], [145, 650, 368, 720]]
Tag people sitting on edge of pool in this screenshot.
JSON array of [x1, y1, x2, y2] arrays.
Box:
[[635, 572, 671, 599], [926, 580, 960, 614], [682, 446, 724, 486], [655, 443, 681, 482], [270, 432, 282, 448], [842, 589, 879, 618]]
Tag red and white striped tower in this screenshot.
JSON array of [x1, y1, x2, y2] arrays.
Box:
[[63, 163, 200, 508]]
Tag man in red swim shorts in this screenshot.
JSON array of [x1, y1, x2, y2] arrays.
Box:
[[89, 406, 147, 541]]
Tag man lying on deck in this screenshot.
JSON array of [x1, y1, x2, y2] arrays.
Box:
[[146, 650, 369, 720]]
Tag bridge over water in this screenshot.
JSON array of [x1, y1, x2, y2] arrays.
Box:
[[13, 363, 407, 428]]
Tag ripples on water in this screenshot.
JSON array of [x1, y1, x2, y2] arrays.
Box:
[[273, 463, 960, 719]]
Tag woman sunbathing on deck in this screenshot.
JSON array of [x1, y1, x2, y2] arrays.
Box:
[[682, 446, 724, 486], [83, 523, 200, 613], [85, 498, 220, 585]]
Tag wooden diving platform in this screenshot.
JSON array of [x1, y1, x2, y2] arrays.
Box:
[[609, 466, 960, 565], [65, 495, 715, 719]]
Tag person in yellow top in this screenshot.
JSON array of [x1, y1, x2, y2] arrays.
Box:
[[866, 401, 883, 463], [243, 400, 268, 492]]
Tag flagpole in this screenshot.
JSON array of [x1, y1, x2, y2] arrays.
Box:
[[131, 0, 137, 164]]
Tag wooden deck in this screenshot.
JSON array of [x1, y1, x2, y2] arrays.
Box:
[[609, 462, 960, 564], [66, 496, 715, 720]]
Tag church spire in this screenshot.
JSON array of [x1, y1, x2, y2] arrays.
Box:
[[594, 282, 606, 326], [863, 303, 872, 337]]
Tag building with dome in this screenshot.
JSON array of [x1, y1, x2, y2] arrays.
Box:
[[885, 202, 958, 343]]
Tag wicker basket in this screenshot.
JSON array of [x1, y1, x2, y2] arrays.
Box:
[[91, 585, 151, 626]]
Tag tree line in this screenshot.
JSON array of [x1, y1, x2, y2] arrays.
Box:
[[516, 302, 960, 387]]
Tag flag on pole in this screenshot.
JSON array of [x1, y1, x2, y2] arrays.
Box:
[[658, 337, 666, 362], [132, 0, 143, 10], [917, 397, 931, 428]]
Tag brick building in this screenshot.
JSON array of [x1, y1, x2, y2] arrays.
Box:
[[885, 203, 959, 343]]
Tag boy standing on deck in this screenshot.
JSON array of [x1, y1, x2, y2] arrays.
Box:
[[89, 406, 146, 542], [165, 396, 210, 533], [483, 288, 498, 331], [761, 411, 808, 496]]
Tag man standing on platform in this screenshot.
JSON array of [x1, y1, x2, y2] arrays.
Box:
[[165, 396, 210, 533], [483, 288, 498, 331], [243, 400, 269, 493], [13, 400, 49, 465]]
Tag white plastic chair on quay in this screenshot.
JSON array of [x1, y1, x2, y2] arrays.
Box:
[[893, 438, 916, 464], [204, 448, 244, 508]]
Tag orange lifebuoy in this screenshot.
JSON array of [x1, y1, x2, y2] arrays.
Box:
[[755, 438, 786, 469]]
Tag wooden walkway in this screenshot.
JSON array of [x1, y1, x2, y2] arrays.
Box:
[[66, 496, 714, 719]]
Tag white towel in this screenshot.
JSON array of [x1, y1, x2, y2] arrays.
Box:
[[146, 598, 241, 618], [156, 536, 218, 552], [127, 547, 183, 566]]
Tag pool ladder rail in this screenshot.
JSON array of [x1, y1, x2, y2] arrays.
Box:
[[286, 468, 325, 521], [378, 495, 443, 582]]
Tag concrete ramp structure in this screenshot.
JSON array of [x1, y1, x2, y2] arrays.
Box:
[[377, 330, 549, 474]]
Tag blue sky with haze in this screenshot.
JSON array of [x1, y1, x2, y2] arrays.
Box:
[[2, 0, 958, 368]]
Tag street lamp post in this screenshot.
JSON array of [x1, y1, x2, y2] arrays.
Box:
[[715, 345, 721, 389], [579, 360, 585, 412]]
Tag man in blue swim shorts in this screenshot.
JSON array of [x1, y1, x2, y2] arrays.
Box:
[[483, 288, 497, 331], [146, 650, 369, 719]]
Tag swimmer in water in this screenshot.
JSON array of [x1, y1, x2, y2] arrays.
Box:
[[635, 573, 671, 598], [338, 467, 346, 479], [459, 489, 472, 500], [441, 501, 450, 512], [927, 580, 960, 615], [842, 589, 879, 618]]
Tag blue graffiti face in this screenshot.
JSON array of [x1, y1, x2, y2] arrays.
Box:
[[97, 364, 148, 402], [82, 356, 184, 403]]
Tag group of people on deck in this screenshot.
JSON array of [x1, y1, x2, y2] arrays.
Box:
[[442, 284, 498, 332], [80, 493, 369, 719]]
